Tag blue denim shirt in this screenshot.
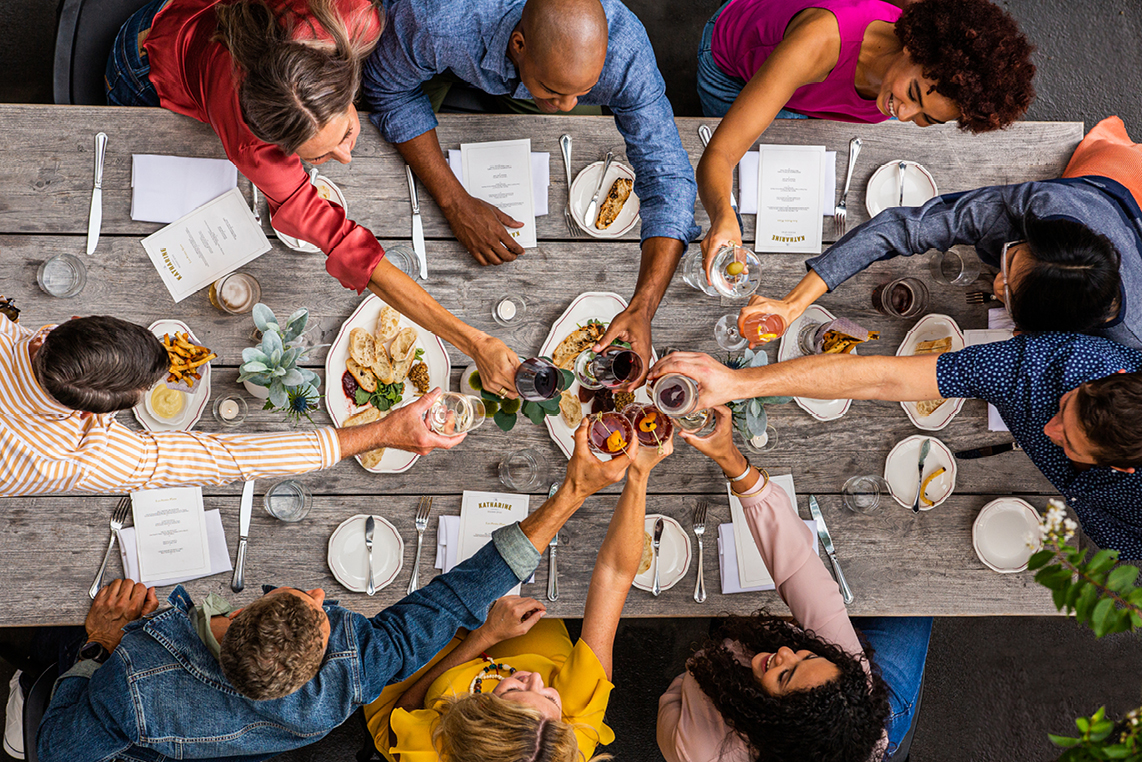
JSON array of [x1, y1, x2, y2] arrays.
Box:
[[937, 333, 1142, 559], [807, 177, 1142, 349], [37, 525, 540, 762], [362, 0, 700, 245]]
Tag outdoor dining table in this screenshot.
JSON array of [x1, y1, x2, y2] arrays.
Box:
[[0, 104, 1085, 625]]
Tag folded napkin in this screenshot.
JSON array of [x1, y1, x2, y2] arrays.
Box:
[[447, 150, 550, 215], [131, 154, 239, 224], [738, 150, 837, 216], [962, 307, 1017, 432], [116, 509, 233, 587], [435, 515, 534, 587], [717, 519, 819, 594]]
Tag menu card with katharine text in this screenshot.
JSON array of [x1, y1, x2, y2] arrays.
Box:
[[755, 145, 826, 254], [460, 139, 538, 249], [131, 487, 210, 582], [140, 187, 271, 303], [458, 490, 531, 594]]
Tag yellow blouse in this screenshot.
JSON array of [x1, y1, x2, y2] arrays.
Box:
[[364, 619, 615, 762]]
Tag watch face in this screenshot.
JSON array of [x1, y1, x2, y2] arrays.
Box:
[[79, 642, 109, 664]]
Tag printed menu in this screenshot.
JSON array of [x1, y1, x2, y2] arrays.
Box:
[[458, 490, 531, 594], [459, 139, 538, 249], [131, 487, 210, 582], [755, 145, 826, 254], [140, 187, 271, 303]]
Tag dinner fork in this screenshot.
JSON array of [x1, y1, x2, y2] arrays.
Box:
[[834, 138, 862, 237], [407, 496, 432, 594], [89, 497, 131, 599], [966, 290, 1000, 305], [692, 500, 709, 603], [559, 134, 582, 238]]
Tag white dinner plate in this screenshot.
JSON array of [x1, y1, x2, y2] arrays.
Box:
[[132, 319, 211, 432], [896, 314, 966, 431], [884, 435, 957, 510], [777, 304, 854, 422], [865, 160, 939, 218], [325, 294, 451, 473], [327, 514, 404, 593], [539, 291, 657, 459], [272, 174, 346, 254], [972, 498, 1042, 573], [570, 160, 640, 238], [633, 514, 692, 593]]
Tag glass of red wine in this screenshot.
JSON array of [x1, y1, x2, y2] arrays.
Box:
[[514, 357, 566, 402], [587, 412, 636, 456], [575, 346, 643, 390], [872, 277, 930, 319]]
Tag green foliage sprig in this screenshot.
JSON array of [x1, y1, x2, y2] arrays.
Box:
[[472, 361, 575, 432], [1050, 706, 1142, 761], [722, 349, 792, 440]]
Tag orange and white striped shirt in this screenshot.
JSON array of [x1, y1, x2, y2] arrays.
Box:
[[0, 316, 340, 496]]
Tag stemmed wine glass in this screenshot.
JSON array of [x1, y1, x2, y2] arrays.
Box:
[[574, 346, 644, 390], [714, 314, 748, 352], [514, 357, 566, 402], [649, 373, 716, 437], [427, 393, 486, 436]]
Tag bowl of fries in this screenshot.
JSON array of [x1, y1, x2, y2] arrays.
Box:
[[161, 331, 216, 392]]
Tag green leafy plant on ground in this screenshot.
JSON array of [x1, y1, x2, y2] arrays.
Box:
[[1031, 499, 1142, 760]]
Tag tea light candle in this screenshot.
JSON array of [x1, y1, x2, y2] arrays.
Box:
[[496, 298, 517, 322], [219, 399, 240, 421], [750, 432, 768, 448]]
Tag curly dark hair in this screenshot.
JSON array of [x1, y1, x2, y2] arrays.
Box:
[[896, 0, 1035, 133], [686, 612, 890, 762]]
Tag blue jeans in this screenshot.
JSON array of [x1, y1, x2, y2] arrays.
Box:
[[104, 0, 168, 106], [851, 616, 933, 760], [697, 1, 810, 120]]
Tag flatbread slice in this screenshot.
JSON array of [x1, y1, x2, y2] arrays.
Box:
[[916, 398, 949, 417], [552, 322, 607, 369], [347, 358, 377, 393], [559, 390, 583, 428], [915, 337, 953, 355], [390, 327, 418, 383], [344, 407, 390, 469], [348, 328, 376, 367], [375, 305, 401, 344], [371, 347, 395, 385]]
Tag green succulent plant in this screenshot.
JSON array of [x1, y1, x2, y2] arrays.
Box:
[[236, 304, 321, 414]]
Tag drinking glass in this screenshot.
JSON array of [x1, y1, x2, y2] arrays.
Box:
[[499, 448, 544, 491], [714, 314, 748, 352], [384, 244, 420, 282], [515, 357, 566, 402], [743, 425, 779, 453], [37, 254, 86, 298], [650, 373, 701, 416], [208, 272, 261, 314], [740, 312, 786, 345], [708, 244, 763, 299], [841, 475, 892, 515], [623, 403, 675, 447], [675, 408, 717, 438], [212, 396, 248, 428], [492, 295, 527, 327], [574, 346, 643, 390], [929, 248, 982, 287], [679, 247, 720, 297], [872, 277, 930, 319], [587, 412, 636, 455], [264, 480, 312, 522], [427, 392, 486, 435]]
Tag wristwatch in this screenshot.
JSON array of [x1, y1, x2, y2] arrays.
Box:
[[77, 641, 111, 665]]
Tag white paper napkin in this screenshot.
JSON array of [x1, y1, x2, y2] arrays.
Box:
[[717, 519, 818, 594], [963, 308, 1017, 432], [730, 474, 798, 588], [116, 509, 233, 587], [738, 150, 836, 215], [131, 154, 239, 224], [434, 515, 534, 585], [448, 150, 550, 215]]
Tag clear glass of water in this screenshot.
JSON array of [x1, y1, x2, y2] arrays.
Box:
[[37, 254, 87, 298], [385, 244, 420, 282], [841, 475, 892, 515], [264, 480, 313, 522], [499, 448, 544, 491], [929, 247, 982, 287], [428, 392, 486, 435]]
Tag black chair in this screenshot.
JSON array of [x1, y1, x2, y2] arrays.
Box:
[[21, 662, 58, 762], [54, 0, 153, 105]]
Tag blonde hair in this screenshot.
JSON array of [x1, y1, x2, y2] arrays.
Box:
[[432, 693, 611, 762], [213, 0, 382, 154]]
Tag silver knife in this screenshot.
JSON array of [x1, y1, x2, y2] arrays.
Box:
[[405, 165, 428, 280], [808, 495, 853, 604], [230, 480, 255, 593], [912, 438, 931, 513], [546, 482, 560, 602], [698, 125, 738, 212], [651, 517, 665, 597], [86, 132, 107, 256], [583, 151, 614, 228], [955, 441, 1021, 460], [365, 515, 376, 596]]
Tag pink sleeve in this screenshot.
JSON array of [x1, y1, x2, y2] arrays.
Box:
[[739, 481, 863, 658], [657, 673, 751, 762]]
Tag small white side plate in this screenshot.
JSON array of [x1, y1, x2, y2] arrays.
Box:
[[273, 174, 346, 253], [633, 514, 692, 593], [884, 435, 957, 510], [777, 304, 853, 422], [327, 514, 404, 593], [570, 161, 640, 238], [896, 313, 966, 431], [865, 161, 938, 218], [973, 498, 1042, 573], [132, 319, 211, 432]]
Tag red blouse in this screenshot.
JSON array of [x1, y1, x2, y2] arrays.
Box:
[[144, 0, 384, 292]]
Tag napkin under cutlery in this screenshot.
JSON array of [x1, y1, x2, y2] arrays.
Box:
[[717, 519, 818, 594], [131, 154, 238, 224]]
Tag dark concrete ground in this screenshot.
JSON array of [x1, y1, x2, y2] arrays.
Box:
[[3, 0, 1142, 760]]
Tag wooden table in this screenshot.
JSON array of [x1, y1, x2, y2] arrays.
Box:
[[0, 105, 1083, 625]]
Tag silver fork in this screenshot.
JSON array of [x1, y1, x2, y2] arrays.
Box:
[[834, 137, 862, 237], [559, 134, 582, 238], [89, 497, 131, 599], [692, 500, 709, 603], [966, 291, 1000, 305], [407, 496, 432, 594]]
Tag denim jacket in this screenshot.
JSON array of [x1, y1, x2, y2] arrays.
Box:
[[37, 525, 539, 761], [807, 176, 1142, 349]]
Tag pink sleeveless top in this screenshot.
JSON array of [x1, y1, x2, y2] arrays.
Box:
[[711, 0, 901, 123]]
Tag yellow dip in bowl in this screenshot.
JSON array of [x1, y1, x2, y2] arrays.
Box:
[[148, 385, 185, 421]]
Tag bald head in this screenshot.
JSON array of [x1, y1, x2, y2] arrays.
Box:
[[509, 0, 608, 111]]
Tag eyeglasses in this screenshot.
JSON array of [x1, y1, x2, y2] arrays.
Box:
[[999, 240, 1025, 317]]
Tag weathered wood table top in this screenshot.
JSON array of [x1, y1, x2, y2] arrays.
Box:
[[0, 105, 1084, 625]]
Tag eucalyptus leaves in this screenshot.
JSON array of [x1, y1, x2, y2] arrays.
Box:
[[236, 304, 321, 423], [723, 349, 792, 440]]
